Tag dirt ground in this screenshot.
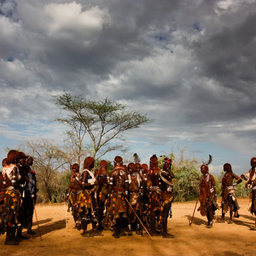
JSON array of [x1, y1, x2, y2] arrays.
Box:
[[0, 198, 255, 256]]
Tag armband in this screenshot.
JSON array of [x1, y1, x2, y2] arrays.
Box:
[[75, 177, 79, 181], [125, 190, 128, 195]]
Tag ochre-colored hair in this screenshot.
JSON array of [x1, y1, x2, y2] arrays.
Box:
[[150, 155, 158, 168], [19, 152, 26, 162], [100, 160, 108, 169], [7, 150, 20, 165], [2, 158, 7, 167], [141, 163, 148, 171], [114, 156, 123, 167], [83, 157, 95, 169], [251, 157, 256, 167], [128, 162, 135, 171]]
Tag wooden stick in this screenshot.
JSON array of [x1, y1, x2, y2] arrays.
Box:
[[125, 198, 153, 240], [189, 198, 199, 226]]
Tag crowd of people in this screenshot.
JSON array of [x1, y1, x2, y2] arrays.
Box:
[[1, 150, 256, 245], [0, 150, 37, 245], [67, 153, 256, 238], [67, 154, 174, 238]]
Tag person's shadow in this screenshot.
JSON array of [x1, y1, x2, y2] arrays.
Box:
[[28, 218, 66, 240], [186, 215, 206, 226]]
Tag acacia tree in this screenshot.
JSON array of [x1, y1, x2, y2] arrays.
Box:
[[55, 92, 151, 159]]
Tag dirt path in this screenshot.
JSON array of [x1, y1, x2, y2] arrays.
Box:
[[0, 199, 255, 256]]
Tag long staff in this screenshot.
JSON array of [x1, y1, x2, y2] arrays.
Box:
[[189, 198, 199, 226], [125, 198, 153, 240], [33, 199, 43, 241]]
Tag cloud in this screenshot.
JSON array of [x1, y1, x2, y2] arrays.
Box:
[[0, 0, 256, 172], [45, 2, 109, 40]]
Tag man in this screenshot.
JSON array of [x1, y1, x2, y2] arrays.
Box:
[[140, 164, 150, 228], [198, 161, 218, 228], [25, 156, 37, 234], [0, 158, 7, 235], [77, 156, 98, 236], [245, 157, 256, 229], [147, 155, 162, 235], [221, 163, 241, 223], [67, 163, 82, 224], [127, 162, 143, 236], [16, 151, 30, 241], [94, 160, 109, 230], [2, 150, 22, 245], [160, 157, 174, 237], [108, 156, 128, 238]]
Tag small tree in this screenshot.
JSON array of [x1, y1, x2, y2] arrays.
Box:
[[23, 139, 71, 202], [55, 92, 151, 159]]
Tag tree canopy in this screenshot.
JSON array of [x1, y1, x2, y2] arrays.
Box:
[[55, 92, 151, 160]]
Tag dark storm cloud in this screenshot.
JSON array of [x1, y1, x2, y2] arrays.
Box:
[[1, 0, 256, 160], [193, 11, 256, 92]]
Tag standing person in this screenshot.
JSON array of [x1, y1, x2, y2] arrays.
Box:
[[0, 158, 7, 235], [16, 152, 29, 241], [198, 157, 218, 228], [2, 150, 22, 245], [160, 157, 174, 238], [25, 156, 37, 235], [94, 160, 109, 230], [67, 163, 82, 225], [77, 156, 98, 236], [140, 163, 150, 228], [147, 155, 162, 235], [0, 158, 7, 204], [108, 156, 129, 238], [127, 163, 143, 236], [221, 163, 241, 223], [245, 157, 256, 229]]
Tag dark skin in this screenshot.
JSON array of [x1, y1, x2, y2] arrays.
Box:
[[94, 162, 109, 230], [221, 167, 241, 223], [246, 159, 256, 228], [79, 161, 99, 234], [108, 162, 129, 238], [139, 165, 149, 221], [3, 162, 22, 244], [199, 165, 217, 227], [127, 166, 142, 236], [68, 168, 82, 218], [147, 165, 162, 235], [160, 161, 174, 237]]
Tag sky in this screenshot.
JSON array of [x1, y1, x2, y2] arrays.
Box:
[[1, 0, 256, 175]]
